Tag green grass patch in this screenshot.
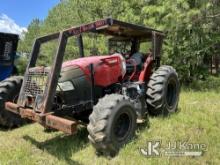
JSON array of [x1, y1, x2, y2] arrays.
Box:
[[0, 89, 219, 164]]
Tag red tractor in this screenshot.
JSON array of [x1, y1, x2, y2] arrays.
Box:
[[5, 18, 180, 156]]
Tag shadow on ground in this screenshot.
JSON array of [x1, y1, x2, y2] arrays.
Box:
[[0, 122, 33, 132], [22, 118, 151, 161], [22, 114, 177, 161], [23, 127, 88, 165]]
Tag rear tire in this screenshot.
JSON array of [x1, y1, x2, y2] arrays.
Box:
[[146, 65, 180, 116], [87, 94, 137, 157], [0, 76, 28, 128]]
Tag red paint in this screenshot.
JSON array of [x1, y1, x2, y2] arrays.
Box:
[[62, 53, 153, 86], [62, 54, 123, 87], [68, 19, 108, 35], [138, 55, 153, 82], [126, 59, 137, 81]]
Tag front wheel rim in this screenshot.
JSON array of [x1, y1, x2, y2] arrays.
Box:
[[113, 110, 132, 142]]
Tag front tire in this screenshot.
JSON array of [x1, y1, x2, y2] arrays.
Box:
[[87, 94, 137, 156], [146, 65, 180, 116], [0, 76, 28, 128]]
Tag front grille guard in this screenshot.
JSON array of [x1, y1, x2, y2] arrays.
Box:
[[24, 67, 49, 97], [17, 29, 69, 114], [18, 67, 50, 112]]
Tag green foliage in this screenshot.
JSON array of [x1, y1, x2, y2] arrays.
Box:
[[187, 76, 220, 92], [141, 0, 220, 82], [18, 19, 42, 53], [18, 0, 220, 83], [15, 55, 28, 74]]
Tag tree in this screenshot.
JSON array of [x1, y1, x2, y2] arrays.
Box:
[[19, 0, 220, 82], [18, 19, 42, 53], [141, 0, 220, 81]]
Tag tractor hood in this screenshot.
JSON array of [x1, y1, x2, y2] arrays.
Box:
[[57, 54, 125, 106], [61, 54, 126, 87], [62, 55, 109, 69]]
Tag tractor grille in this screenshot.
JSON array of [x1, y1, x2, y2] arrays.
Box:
[[23, 67, 49, 97], [0, 41, 12, 60]]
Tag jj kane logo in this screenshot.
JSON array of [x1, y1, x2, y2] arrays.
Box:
[[139, 140, 207, 157]]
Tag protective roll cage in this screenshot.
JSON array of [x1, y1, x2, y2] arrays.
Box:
[[16, 18, 164, 116]]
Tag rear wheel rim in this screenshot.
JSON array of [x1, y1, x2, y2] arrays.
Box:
[[166, 78, 177, 108]]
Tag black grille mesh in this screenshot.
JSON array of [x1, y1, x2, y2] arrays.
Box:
[[24, 70, 48, 97]]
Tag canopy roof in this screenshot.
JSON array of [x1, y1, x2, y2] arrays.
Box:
[[66, 18, 164, 39], [96, 18, 163, 39], [36, 18, 164, 43]]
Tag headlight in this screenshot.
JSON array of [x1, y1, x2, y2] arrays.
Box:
[[57, 81, 74, 91]]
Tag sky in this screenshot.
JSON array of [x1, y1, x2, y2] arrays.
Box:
[[0, 0, 60, 36]]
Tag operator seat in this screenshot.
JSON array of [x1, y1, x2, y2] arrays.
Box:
[[126, 52, 144, 73]]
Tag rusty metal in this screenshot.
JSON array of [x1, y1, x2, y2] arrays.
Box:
[[5, 101, 77, 134], [77, 34, 84, 57], [17, 33, 60, 108], [24, 69, 48, 97], [5, 102, 41, 122], [46, 115, 77, 134], [42, 32, 68, 114], [20, 108, 42, 122], [5, 102, 20, 114]]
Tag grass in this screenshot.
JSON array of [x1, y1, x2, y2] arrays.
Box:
[[0, 78, 220, 164]]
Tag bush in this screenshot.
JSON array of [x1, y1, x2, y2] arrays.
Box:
[[15, 56, 28, 75], [185, 76, 220, 92]]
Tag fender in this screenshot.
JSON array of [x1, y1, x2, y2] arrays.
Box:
[[138, 55, 153, 83]]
